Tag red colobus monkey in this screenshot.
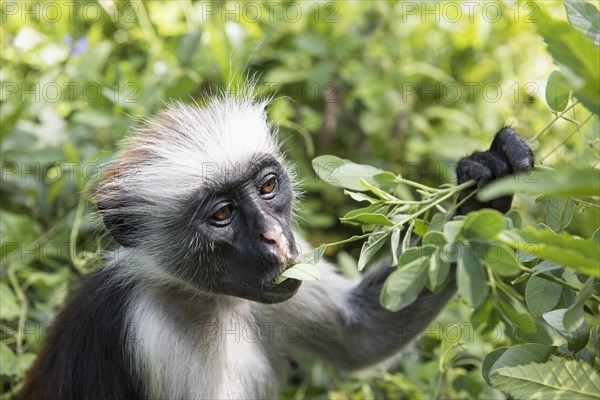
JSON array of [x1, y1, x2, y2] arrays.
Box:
[[22, 92, 533, 399]]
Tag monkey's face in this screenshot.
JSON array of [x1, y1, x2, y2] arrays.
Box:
[[94, 100, 302, 303], [184, 154, 301, 304]]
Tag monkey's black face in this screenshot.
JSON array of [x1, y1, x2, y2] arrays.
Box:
[[184, 154, 301, 304]]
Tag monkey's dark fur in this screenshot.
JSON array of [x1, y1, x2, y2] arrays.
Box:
[[21, 95, 533, 399]]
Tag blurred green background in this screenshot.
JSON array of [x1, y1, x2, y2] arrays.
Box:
[[1, 1, 598, 398]]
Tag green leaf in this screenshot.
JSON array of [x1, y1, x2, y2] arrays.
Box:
[[546, 196, 575, 231], [490, 359, 600, 399], [359, 178, 395, 201], [298, 246, 326, 265], [343, 203, 387, 217], [177, 30, 203, 66], [458, 244, 488, 308], [443, 220, 463, 243], [460, 210, 505, 241], [592, 228, 600, 245], [0, 282, 20, 321], [428, 213, 446, 233], [358, 232, 389, 271], [423, 231, 447, 248], [533, 260, 563, 275], [543, 309, 590, 352], [505, 209, 523, 229], [525, 275, 562, 317], [372, 172, 398, 190], [381, 257, 429, 312], [499, 228, 600, 276], [390, 227, 401, 266], [496, 278, 525, 303], [511, 273, 530, 285], [517, 248, 539, 263], [312, 155, 346, 178], [564, 0, 600, 46], [0, 344, 36, 377], [337, 252, 360, 279], [479, 168, 600, 201], [274, 263, 321, 284], [471, 297, 496, 325], [340, 212, 394, 226], [481, 348, 507, 386], [0, 343, 17, 376], [401, 221, 415, 254], [559, 287, 578, 309], [425, 234, 452, 288], [545, 70, 571, 112], [481, 242, 521, 276], [398, 245, 437, 267], [412, 219, 428, 236], [482, 343, 554, 386], [428, 251, 450, 292], [312, 155, 384, 191], [498, 297, 537, 333], [344, 190, 380, 204], [442, 241, 464, 263], [564, 277, 595, 330], [536, 6, 600, 115]]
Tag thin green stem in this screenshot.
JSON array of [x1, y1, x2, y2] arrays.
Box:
[[323, 231, 383, 248], [539, 114, 595, 162], [132, 0, 161, 57], [326, 180, 475, 249], [574, 199, 600, 209], [487, 267, 498, 296], [7, 265, 27, 355], [519, 265, 600, 303], [278, 118, 315, 157], [446, 184, 478, 217], [392, 180, 476, 228], [530, 101, 580, 143], [385, 199, 423, 205], [398, 177, 440, 193]]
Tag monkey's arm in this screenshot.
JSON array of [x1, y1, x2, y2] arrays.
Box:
[[280, 127, 534, 370], [280, 262, 455, 370]]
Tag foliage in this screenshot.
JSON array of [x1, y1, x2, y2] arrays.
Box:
[[1, 1, 599, 399], [304, 2, 600, 398]]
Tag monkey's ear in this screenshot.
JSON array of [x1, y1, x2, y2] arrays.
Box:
[[96, 197, 139, 247]]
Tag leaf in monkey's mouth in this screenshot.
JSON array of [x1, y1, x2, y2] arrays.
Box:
[[272, 263, 321, 284]]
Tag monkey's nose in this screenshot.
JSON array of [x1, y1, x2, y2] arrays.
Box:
[[261, 225, 283, 247], [261, 225, 292, 262]]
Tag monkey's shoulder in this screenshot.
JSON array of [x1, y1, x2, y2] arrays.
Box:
[[20, 268, 143, 400]]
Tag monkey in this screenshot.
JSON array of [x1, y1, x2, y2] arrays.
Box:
[[21, 92, 534, 399]]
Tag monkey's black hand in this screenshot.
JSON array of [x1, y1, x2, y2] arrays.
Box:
[[455, 127, 534, 215]]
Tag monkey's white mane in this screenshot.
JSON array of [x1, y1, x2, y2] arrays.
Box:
[[107, 95, 281, 200]]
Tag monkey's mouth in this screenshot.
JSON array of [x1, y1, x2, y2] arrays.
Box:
[[269, 259, 298, 283], [271, 257, 321, 286], [264, 274, 302, 302], [266, 261, 303, 290], [271, 275, 301, 289]]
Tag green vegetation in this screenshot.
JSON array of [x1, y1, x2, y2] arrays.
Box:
[[1, 1, 598, 398]]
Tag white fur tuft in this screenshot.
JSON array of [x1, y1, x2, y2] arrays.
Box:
[[99, 94, 281, 203]]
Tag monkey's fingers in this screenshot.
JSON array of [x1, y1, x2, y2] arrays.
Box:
[[489, 127, 535, 174], [455, 151, 513, 214]]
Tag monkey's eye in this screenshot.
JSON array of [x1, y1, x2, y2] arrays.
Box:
[[211, 204, 234, 225], [259, 175, 277, 198]]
